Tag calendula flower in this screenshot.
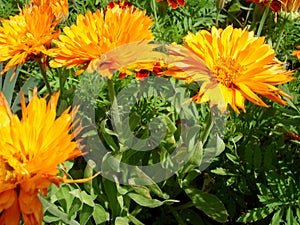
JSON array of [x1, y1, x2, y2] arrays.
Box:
[[106, 0, 134, 9], [246, 0, 282, 12], [172, 25, 294, 113], [31, 0, 69, 21], [0, 88, 90, 225], [279, 0, 300, 20], [156, 0, 185, 9], [0, 5, 59, 75], [292, 46, 300, 59], [48, 5, 154, 76]]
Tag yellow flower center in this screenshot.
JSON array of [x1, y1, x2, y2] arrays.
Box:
[[0, 156, 29, 184], [0, 160, 17, 184], [213, 57, 244, 88]]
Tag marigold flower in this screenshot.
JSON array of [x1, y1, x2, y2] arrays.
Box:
[[246, 0, 282, 12], [292, 46, 300, 59], [156, 0, 185, 9], [0, 88, 85, 225], [31, 0, 69, 21], [106, 0, 133, 9], [171, 25, 294, 113], [279, 0, 300, 19], [48, 5, 154, 76], [0, 5, 59, 75]]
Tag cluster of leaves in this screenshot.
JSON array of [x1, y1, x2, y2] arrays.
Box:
[[1, 0, 300, 224]]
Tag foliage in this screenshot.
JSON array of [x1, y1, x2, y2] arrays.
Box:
[[0, 0, 300, 224]]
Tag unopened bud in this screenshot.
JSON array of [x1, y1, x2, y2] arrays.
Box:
[[216, 0, 225, 10]]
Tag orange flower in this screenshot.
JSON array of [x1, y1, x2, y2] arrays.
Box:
[[106, 0, 134, 9], [246, 0, 282, 12], [0, 88, 86, 225], [168, 26, 294, 113], [279, 0, 300, 19], [156, 0, 185, 9], [0, 5, 59, 74], [31, 0, 69, 21], [48, 5, 154, 76], [292, 46, 300, 59]]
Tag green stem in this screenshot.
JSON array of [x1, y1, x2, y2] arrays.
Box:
[[58, 68, 64, 94], [37, 60, 52, 95], [151, 0, 161, 33], [107, 78, 115, 103], [256, 0, 271, 36], [244, 3, 253, 28], [274, 18, 288, 52]]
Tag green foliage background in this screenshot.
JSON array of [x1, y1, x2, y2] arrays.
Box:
[[0, 0, 300, 224]]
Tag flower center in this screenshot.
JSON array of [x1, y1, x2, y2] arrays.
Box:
[[0, 160, 17, 183], [213, 57, 244, 88], [0, 156, 29, 184]]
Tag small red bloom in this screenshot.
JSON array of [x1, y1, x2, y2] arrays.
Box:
[[156, 0, 185, 9], [246, 0, 282, 12], [106, 1, 133, 9]]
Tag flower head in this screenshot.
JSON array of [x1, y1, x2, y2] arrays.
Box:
[[0, 89, 84, 225], [292, 46, 300, 59], [172, 26, 294, 113], [48, 5, 154, 76], [0, 5, 59, 74], [246, 0, 282, 12], [156, 0, 185, 9], [279, 0, 300, 20], [31, 0, 69, 21], [106, 0, 134, 9]]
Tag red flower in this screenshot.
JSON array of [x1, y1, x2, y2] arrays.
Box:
[[156, 0, 185, 9], [246, 0, 282, 12], [106, 1, 133, 9]]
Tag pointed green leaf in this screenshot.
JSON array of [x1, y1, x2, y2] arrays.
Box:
[[271, 209, 284, 225], [93, 204, 109, 225], [184, 187, 227, 223], [115, 217, 129, 225], [80, 204, 94, 225]]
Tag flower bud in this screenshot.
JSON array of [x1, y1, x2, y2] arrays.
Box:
[[216, 0, 225, 10]]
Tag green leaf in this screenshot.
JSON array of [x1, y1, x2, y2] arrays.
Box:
[[93, 204, 109, 225], [115, 217, 130, 225], [127, 213, 144, 225], [40, 196, 80, 225], [69, 189, 96, 207], [81, 191, 96, 207], [11, 76, 43, 113], [43, 215, 61, 223], [271, 209, 284, 225], [100, 119, 119, 152], [210, 167, 235, 176], [80, 204, 94, 225], [226, 153, 239, 165], [0, 64, 20, 106], [127, 167, 169, 199], [69, 197, 83, 219], [286, 206, 296, 225], [228, 3, 240, 13], [55, 184, 74, 213], [184, 187, 227, 223], [127, 192, 175, 208], [237, 207, 274, 223], [102, 178, 122, 219], [84, 159, 97, 193]]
